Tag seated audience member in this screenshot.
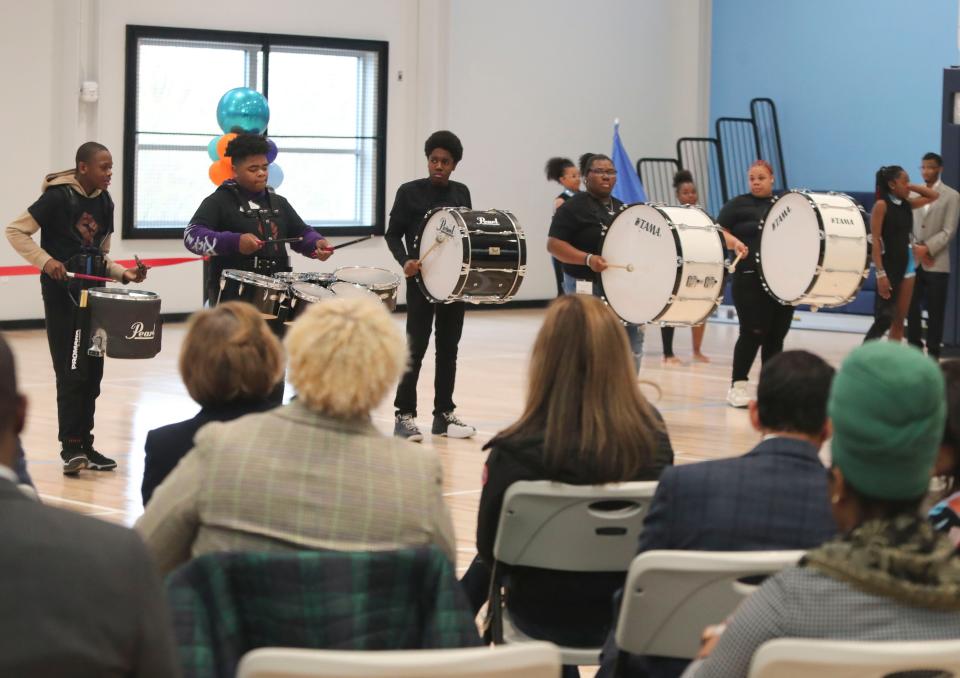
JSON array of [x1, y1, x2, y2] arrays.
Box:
[[141, 302, 282, 505], [928, 360, 960, 544], [0, 333, 178, 676], [599, 350, 838, 678], [137, 298, 456, 577], [463, 294, 674, 659], [687, 342, 960, 678]]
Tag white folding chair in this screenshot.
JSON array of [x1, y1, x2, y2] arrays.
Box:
[[489, 480, 659, 666], [235, 642, 562, 678], [613, 550, 804, 662], [748, 638, 960, 678]]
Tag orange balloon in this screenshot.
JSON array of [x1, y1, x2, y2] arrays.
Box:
[[208, 158, 233, 185], [215, 132, 238, 160]]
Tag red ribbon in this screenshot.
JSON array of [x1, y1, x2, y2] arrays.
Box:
[[0, 256, 205, 277]]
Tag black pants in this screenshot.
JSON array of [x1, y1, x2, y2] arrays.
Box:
[[864, 275, 907, 343], [907, 268, 949, 358], [394, 281, 465, 417], [41, 277, 104, 445], [731, 271, 794, 383], [661, 326, 675, 357]]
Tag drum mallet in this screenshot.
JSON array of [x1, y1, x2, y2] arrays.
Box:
[[419, 233, 448, 263], [66, 272, 114, 283], [727, 252, 745, 273], [606, 263, 635, 272]]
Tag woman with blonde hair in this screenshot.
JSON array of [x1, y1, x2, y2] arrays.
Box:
[[462, 294, 674, 667], [141, 301, 283, 504], [137, 298, 456, 576]]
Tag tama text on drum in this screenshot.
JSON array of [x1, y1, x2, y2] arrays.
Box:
[[634, 217, 661, 237]]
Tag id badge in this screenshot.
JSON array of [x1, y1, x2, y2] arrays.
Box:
[[575, 279, 593, 295]]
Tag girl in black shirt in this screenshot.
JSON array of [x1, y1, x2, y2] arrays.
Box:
[[718, 160, 789, 408], [545, 157, 580, 296], [864, 165, 938, 342]]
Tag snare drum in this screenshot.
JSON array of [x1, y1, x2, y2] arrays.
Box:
[[334, 266, 401, 311], [286, 282, 336, 323], [757, 191, 869, 309], [218, 269, 289, 318], [328, 281, 381, 303], [273, 271, 338, 287], [414, 207, 526, 304], [599, 204, 726, 326], [87, 288, 162, 359]]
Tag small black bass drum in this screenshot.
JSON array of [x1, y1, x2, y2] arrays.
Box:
[[414, 208, 526, 304]]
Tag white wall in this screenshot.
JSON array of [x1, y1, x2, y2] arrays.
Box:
[[1, 0, 709, 321]]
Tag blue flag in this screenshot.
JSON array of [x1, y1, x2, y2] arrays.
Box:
[[611, 121, 647, 204]]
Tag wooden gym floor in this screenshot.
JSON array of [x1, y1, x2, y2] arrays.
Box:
[[6, 307, 862, 575]]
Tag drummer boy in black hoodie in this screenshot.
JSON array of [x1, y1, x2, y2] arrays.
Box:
[[184, 133, 332, 306], [5, 142, 147, 475]]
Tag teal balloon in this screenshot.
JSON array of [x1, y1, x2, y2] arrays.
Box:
[[206, 137, 220, 161], [268, 163, 284, 189], [216, 87, 270, 134]]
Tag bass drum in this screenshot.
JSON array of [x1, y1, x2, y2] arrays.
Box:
[[414, 207, 526, 304], [758, 191, 869, 309], [599, 204, 726, 325]]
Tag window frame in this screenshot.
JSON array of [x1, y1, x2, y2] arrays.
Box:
[[122, 25, 388, 240]]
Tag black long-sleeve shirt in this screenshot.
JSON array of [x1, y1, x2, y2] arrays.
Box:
[[716, 193, 777, 272], [384, 178, 472, 266]]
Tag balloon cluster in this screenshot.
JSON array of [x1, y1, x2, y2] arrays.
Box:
[[206, 87, 283, 188]]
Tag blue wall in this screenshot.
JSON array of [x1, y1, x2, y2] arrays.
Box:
[[711, 0, 958, 192]]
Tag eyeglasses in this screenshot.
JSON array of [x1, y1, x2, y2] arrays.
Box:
[[589, 169, 617, 176]]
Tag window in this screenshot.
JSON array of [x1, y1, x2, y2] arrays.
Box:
[[122, 26, 387, 239]]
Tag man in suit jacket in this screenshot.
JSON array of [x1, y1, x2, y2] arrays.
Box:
[[597, 350, 838, 678], [137, 298, 457, 577], [0, 333, 179, 677], [908, 152, 960, 359]]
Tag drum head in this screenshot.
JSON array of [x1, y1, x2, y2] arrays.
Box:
[[418, 210, 465, 300], [600, 205, 680, 324], [335, 266, 400, 289], [223, 269, 288, 290], [760, 192, 822, 303], [291, 282, 336, 302], [329, 281, 380, 301]]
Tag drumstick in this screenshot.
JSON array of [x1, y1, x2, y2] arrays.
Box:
[[327, 235, 374, 251], [606, 263, 635, 272], [66, 272, 113, 283], [726, 252, 745, 273]]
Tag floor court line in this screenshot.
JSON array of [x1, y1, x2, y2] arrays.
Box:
[[38, 494, 125, 514]]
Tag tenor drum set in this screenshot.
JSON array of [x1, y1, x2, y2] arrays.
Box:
[[596, 190, 870, 327]]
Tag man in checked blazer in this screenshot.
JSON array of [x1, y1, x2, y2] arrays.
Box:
[[137, 299, 456, 578], [908, 152, 960, 359], [598, 350, 838, 678]]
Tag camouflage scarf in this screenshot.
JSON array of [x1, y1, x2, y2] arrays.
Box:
[[802, 514, 960, 611]]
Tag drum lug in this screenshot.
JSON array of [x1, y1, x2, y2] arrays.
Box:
[[518, 266, 527, 276]]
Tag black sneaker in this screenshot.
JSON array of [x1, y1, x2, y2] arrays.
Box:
[[394, 413, 423, 443], [61, 449, 88, 476], [83, 447, 117, 471], [431, 411, 476, 438]]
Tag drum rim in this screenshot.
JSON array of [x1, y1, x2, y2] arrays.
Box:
[[334, 265, 401, 290], [87, 288, 160, 301], [329, 281, 380, 297], [222, 269, 289, 291], [290, 281, 336, 302]]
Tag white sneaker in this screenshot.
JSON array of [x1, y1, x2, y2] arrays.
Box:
[[432, 411, 476, 439], [726, 380, 751, 408]]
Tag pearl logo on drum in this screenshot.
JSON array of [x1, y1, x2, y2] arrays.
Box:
[[770, 205, 792, 230], [475, 216, 501, 226], [125, 322, 156, 341], [634, 217, 661, 237]]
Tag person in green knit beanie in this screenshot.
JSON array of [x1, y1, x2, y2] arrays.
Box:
[[687, 341, 960, 678]]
